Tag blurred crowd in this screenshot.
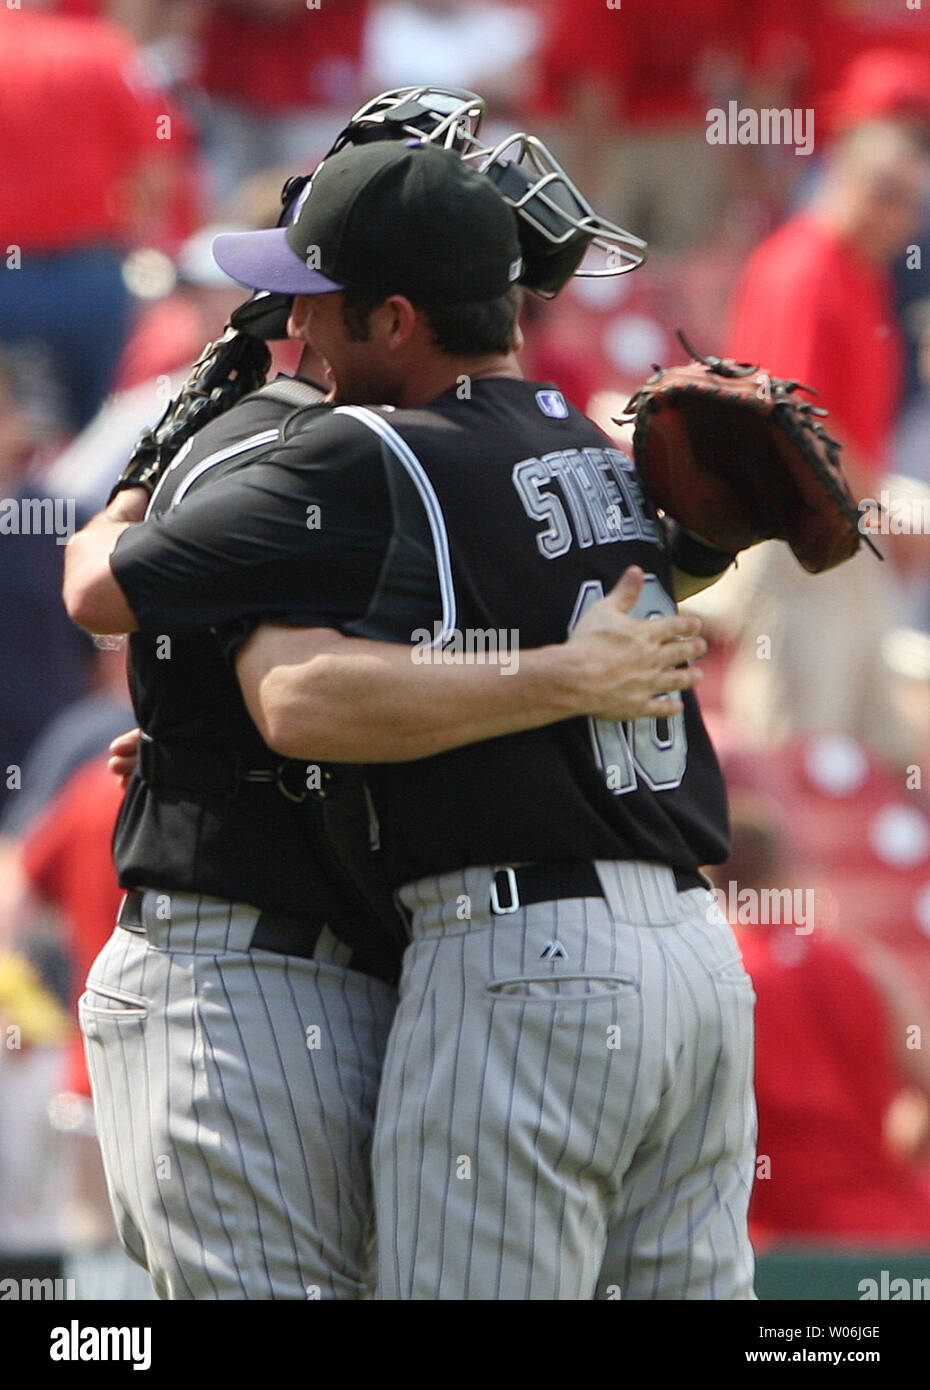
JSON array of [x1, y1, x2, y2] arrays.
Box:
[[3, 0, 930, 1295]]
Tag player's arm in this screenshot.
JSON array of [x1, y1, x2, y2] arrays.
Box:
[[64, 416, 390, 637], [235, 567, 706, 763], [62, 487, 149, 633]]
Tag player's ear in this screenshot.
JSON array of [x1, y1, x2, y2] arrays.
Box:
[[377, 295, 418, 351]]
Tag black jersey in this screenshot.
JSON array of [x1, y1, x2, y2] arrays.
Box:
[[326, 380, 730, 883], [108, 380, 398, 936], [111, 375, 729, 895]]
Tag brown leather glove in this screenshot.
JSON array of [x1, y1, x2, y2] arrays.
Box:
[[617, 336, 881, 574]]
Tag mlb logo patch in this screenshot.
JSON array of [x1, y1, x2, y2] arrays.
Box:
[[535, 389, 569, 419]]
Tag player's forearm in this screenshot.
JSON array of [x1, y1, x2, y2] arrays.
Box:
[[63, 489, 146, 634], [240, 631, 593, 763], [239, 570, 706, 759]]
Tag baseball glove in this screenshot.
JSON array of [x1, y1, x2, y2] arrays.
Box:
[[617, 334, 881, 574], [108, 327, 272, 503]]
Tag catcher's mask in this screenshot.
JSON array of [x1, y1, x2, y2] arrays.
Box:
[[230, 86, 487, 340], [229, 97, 649, 336], [469, 132, 648, 298], [325, 84, 486, 157]]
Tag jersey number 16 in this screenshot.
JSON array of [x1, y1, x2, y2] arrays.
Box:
[[569, 574, 688, 795]]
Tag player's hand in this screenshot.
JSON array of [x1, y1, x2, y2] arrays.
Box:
[[108, 727, 141, 789], [565, 566, 706, 722], [105, 486, 150, 524]]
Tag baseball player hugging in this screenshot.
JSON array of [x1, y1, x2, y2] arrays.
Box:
[[63, 87, 863, 1298], [62, 99, 709, 1301]]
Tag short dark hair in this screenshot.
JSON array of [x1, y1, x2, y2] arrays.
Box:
[[340, 284, 521, 356]]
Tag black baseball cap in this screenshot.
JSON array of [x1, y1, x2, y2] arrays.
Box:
[[213, 141, 523, 305]]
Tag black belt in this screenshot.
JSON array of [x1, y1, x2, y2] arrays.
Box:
[[136, 732, 330, 803], [489, 862, 707, 915], [117, 889, 397, 985]]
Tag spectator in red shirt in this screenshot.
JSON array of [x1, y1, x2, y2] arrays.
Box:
[[729, 126, 916, 479], [709, 798, 930, 1246], [721, 117, 930, 763], [0, 5, 183, 429]]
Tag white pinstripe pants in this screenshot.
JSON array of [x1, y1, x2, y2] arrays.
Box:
[[79, 890, 396, 1300], [372, 861, 757, 1300]]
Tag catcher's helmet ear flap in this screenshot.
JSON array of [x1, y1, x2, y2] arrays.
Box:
[[230, 86, 488, 339], [469, 133, 648, 298]]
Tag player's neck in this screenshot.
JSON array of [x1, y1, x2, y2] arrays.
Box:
[[396, 351, 524, 409]]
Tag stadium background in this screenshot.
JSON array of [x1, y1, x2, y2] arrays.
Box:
[[2, 0, 930, 1303]]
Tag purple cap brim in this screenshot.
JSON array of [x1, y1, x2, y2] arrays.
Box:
[[211, 228, 344, 295]]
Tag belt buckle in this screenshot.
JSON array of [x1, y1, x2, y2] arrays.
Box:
[[490, 866, 520, 915]]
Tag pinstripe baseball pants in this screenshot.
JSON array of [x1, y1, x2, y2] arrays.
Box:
[[372, 860, 757, 1300], [79, 889, 396, 1300]]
